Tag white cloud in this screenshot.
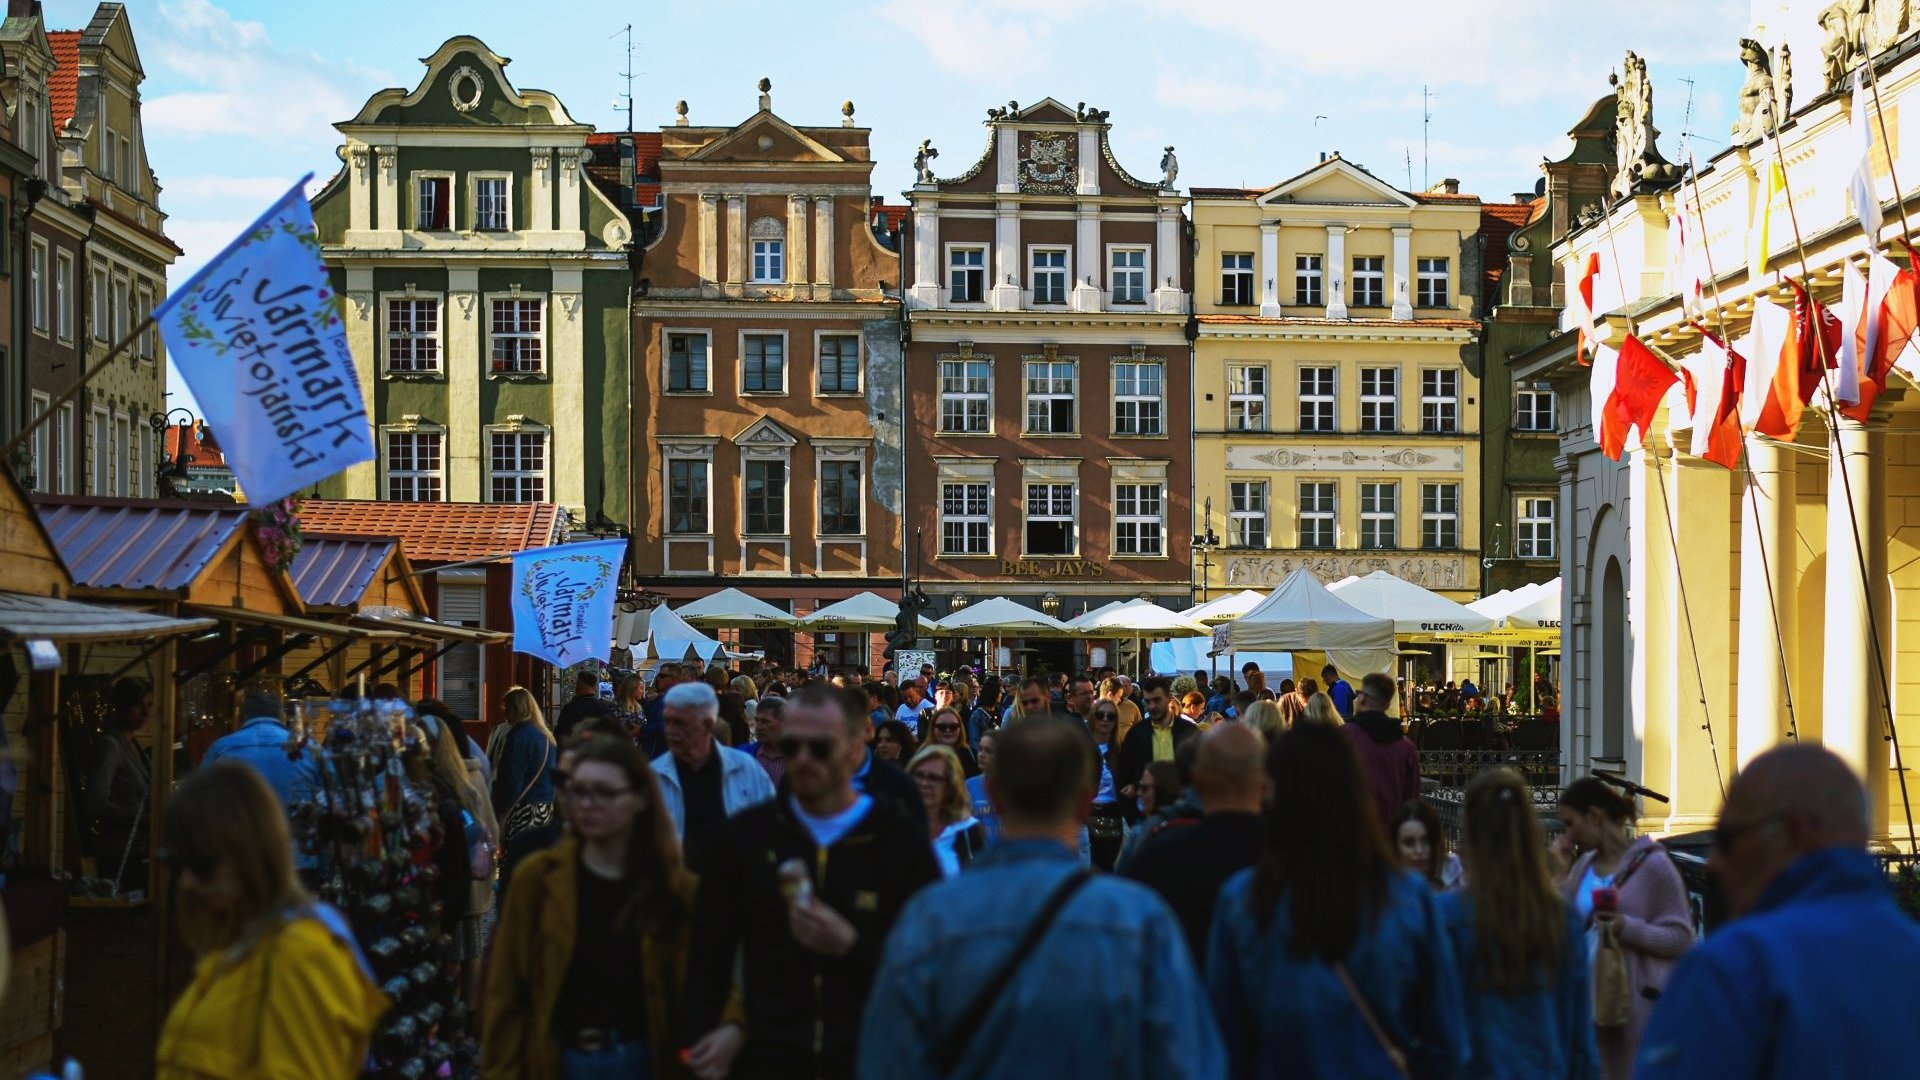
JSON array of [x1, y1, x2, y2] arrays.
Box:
[[1154, 70, 1284, 113], [143, 0, 388, 144], [873, 0, 1094, 82]]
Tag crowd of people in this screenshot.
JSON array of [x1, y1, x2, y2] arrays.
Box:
[[139, 656, 1920, 1079]]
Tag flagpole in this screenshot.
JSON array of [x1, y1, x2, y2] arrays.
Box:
[[1763, 103, 1917, 851], [1683, 151, 1801, 742], [0, 314, 157, 466], [1594, 216, 1728, 799], [1865, 62, 1916, 254]]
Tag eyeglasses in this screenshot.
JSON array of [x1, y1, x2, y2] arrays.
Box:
[[933, 723, 961, 733], [778, 735, 839, 760], [157, 849, 216, 879], [912, 771, 947, 786], [562, 785, 633, 807]]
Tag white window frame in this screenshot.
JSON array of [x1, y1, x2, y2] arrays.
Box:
[[664, 454, 712, 535], [1359, 481, 1397, 550], [486, 422, 549, 503], [91, 264, 108, 342], [740, 330, 789, 395], [1228, 364, 1268, 432], [89, 407, 108, 495], [1023, 480, 1079, 557], [1299, 481, 1337, 550], [1024, 357, 1077, 435], [112, 410, 129, 498], [1028, 246, 1070, 305], [750, 238, 785, 284], [1517, 496, 1556, 560], [55, 251, 73, 343], [383, 293, 445, 376], [413, 171, 455, 231], [111, 272, 128, 343], [663, 328, 712, 394], [102, 126, 117, 180], [1112, 358, 1164, 437], [55, 403, 73, 494], [742, 457, 791, 536], [487, 294, 546, 376], [1421, 368, 1459, 434], [939, 355, 992, 434], [1108, 245, 1148, 305], [815, 331, 863, 397], [1359, 367, 1399, 434], [470, 172, 512, 231], [1221, 252, 1255, 306], [28, 392, 49, 492], [1229, 480, 1268, 548], [383, 426, 447, 502], [1295, 254, 1323, 306], [29, 239, 46, 335], [137, 424, 151, 497], [1416, 257, 1450, 307], [1112, 481, 1165, 557], [1299, 366, 1336, 433], [1352, 255, 1385, 307], [1516, 381, 1557, 432], [118, 136, 130, 192], [938, 463, 995, 557], [136, 285, 155, 362], [1421, 482, 1460, 550], [816, 455, 865, 537], [947, 243, 987, 304]]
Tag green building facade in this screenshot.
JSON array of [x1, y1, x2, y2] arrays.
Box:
[[310, 37, 633, 525]]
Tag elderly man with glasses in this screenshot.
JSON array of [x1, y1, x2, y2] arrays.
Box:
[[652, 680, 775, 875]]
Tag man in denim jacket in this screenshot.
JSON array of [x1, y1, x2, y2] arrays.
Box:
[[858, 716, 1225, 1079]]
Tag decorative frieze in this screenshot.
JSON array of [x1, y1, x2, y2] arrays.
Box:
[[1224, 444, 1465, 473]]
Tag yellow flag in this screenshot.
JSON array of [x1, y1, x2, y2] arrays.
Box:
[[1749, 138, 1784, 278]]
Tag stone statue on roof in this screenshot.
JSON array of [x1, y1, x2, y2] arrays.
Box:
[[1610, 51, 1678, 198], [1819, 1, 1868, 92], [913, 140, 939, 185], [1733, 37, 1780, 143], [1160, 146, 1179, 187]]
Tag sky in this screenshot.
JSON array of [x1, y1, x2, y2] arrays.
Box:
[[46, 0, 1758, 417]]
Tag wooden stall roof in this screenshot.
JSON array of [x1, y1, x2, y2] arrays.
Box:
[[0, 466, 72, 597], [33, 496, 305, 613], [0, 593, 216, 643], [290, 535, 430, 615], [351, 612, 509, 645]]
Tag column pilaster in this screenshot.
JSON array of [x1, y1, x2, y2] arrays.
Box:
[[1324, 225, 1348, 320], [1737, 436, 1797, 765], [1823, 414, 1892, 841], [1391, 226, 1413, 320], [1259, 224, 1281, 316]]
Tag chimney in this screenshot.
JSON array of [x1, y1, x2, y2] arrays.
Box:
[[1431, 178, 1460, 195], [620, 137, 636, 206], [1319, 151, 1327, 163], [1513, 192, 1534, 204]]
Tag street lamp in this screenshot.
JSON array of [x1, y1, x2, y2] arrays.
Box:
[[150, 408, 196, 497], [1191, 495, 1222, 604], [1039, 592, 1061, 618]]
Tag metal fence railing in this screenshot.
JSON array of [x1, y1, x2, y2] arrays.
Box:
[[1418, 749, 1563, 847]]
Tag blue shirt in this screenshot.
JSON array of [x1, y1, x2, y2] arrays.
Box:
[[1636, 847, 1920, 1080], [859, 839, 1225, 1079], [1437, 892, 1597, 1080], [203, 718, 319, 813], [1329, 679, 1356, 719], [963, 774, 998, 844], [1207, 868, 1468, 1080]]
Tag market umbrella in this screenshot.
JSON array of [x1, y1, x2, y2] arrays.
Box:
[[1328, 571, 1496, 639], [1218, 569, 1395, 676], [674, 587, 798, 629], [1073, 599, 1211, 679], [929, 597, 1074, 638], [1062, 599, 1129, 632], [1179, 590, 1268, 624]]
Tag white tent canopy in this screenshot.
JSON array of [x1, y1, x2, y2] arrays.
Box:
[[1150, 638, 1293, 684], [930, 597, 1074, 637], [1215, 569, 1396, 675], [1180, 590, 1268, 624], [1470, 578, 1562, 632], [1062, 599, 1128, 632], [1328, 571, 1497, 638], [619, 604, 727, 665], [674, 587, 798, 629], [1070, 599, 1209, 637]]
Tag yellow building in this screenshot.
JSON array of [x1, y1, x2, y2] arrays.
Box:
[[1190, 157, 1484, 605]]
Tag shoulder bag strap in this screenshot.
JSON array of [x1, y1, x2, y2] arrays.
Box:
[[1331, 961, 1411, 1080], [930, 868, 1092, 1075]]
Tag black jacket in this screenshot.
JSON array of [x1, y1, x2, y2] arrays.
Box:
[[554, 693, 620, 742], [684, 793, 940, 1076], [856, 750, 929, 824], [1115, 715, 1200, 803]]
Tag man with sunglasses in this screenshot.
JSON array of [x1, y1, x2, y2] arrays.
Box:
[[685, 683, 939, 1080], [1636, 744, 1920, 1079]]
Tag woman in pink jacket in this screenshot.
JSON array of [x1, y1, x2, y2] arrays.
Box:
[[1556, 777, 1694, 1080]]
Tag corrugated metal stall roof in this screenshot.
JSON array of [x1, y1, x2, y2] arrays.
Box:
[[290, 535, 397, 610], [33, 497, 249, 593]]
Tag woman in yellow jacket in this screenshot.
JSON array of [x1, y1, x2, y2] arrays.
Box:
[[484, 736, 712, 1080], [154, 760, 388, 1079]]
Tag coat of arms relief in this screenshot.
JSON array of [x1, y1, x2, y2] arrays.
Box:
[[1019, 133, 1077, 194]]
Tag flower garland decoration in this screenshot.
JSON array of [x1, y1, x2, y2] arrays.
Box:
[[252, 496, 305, 573]]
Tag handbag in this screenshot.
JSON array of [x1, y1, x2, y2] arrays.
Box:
[[1332, 961, 1411, 1080], [1087, 812, 1125, 842], [931, 869, 1092, 1075], [499, 758, 555, 846], [1592, 921, 1632, 1027]]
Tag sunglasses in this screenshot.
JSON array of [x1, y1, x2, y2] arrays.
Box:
[[933, 723, 961, 733], [912, 770, 948, 786], [1091, 709, 1118, 720], [157, 848, 217, 879], [778, 735, 839, 760]]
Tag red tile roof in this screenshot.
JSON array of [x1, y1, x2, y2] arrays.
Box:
[[873, 203, 907, 231], [1411, 191, 1483, 204], [1189, 187, 1261, 199], [298, 500, 563, 564], [48, 30, 79, 131], [163, 420, 227, 469], [585, 131, 662, 188]]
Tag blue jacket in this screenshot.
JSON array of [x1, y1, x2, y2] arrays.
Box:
[[1635, 847, 1920, 1080], [1207, 868, 1468, 1080], [651, 742, 775, 840], [488, 721, 557, 817], [859, 838, 1225, 1080], [1437, 892, 1597, 1080], [202, 718, 319, 812]]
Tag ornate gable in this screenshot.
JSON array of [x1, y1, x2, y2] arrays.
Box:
[[345, 36, 581, 129], [688, 111, 845, 164], [733, 416, 798, 449], [1256, 157, 1416, 209]]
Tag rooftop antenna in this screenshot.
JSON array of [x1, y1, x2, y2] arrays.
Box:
[[1422, 84, 1434, 190], [1405, 147, 1413, 191], [612, 23, 635, 132], [1677, 76, 1696, 162]]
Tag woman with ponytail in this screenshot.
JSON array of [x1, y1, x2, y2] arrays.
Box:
[[1440, 769, 1598, 1079]]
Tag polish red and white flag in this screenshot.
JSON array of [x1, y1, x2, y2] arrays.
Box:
[[1590, 335, 1679, 461]]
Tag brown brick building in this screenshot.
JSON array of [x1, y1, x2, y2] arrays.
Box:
[[902, 99, 1192, 668], [631, 81, 903, 669]]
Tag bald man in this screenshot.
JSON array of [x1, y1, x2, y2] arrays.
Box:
[[1636, 745, 1920, 1079], [1121, 723, 1268, 962]]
